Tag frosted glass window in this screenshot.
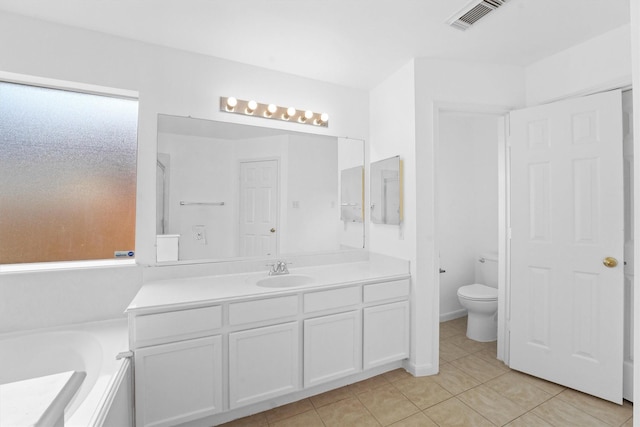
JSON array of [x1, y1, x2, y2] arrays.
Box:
[[0, 81, 138, 264]]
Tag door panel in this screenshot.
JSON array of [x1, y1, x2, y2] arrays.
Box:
[[509, 90, 624, 403], [239, 159, 278, 257]]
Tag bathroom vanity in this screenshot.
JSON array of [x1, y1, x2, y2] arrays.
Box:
[[126, 257, 411, 427]]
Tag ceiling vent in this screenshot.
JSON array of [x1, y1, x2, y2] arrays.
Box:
[[447, 0, 510, 31]]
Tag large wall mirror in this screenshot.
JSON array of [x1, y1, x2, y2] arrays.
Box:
[[156, 114, 365, 263]]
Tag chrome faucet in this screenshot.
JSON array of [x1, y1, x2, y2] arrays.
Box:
[[267, 260, 290, 276]]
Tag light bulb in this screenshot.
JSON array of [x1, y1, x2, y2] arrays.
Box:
[[283, 107, 296, 120], [315, 112, 329, 125], [265, 104, 277, 117], [226, 97, 238, 111], [246, 100, 258, 114], [299, 109, 313, 123]]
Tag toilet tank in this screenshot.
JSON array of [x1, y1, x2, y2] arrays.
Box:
[[475, 252, 498, 288]]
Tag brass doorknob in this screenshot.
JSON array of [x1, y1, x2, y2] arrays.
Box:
[[270, 228, 276, 233], [603, 257, 618, 268]]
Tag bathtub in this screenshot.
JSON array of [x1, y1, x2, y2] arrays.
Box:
[[0, 318, 129, 427]]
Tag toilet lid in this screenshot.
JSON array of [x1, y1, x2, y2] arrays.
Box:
[[458, 284, 498, 301]]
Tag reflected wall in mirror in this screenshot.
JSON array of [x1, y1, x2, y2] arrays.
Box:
[[156, 114, 365, 263], [370, 155, 402, 225], [340, 166, 364, 223]]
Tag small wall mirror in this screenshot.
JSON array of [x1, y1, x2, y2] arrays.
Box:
[[155, 114, 365, 263], [370, 155, 402, 225]]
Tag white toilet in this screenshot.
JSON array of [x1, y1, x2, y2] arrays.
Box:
[[457, 253, 498, 342]]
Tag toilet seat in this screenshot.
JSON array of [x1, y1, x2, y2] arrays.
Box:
[[457, 284, 498, 301]]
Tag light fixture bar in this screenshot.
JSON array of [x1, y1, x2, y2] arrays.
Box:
[[220, 96, 329, 127]]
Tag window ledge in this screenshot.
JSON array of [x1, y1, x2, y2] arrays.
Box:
[[0, 259, 137, 274]]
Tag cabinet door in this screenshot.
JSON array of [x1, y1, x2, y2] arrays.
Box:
[[229, 322, 300, 409], [134, 336, 222, 427], [363, 301, 410, 369], [304, 311, 361, 387]]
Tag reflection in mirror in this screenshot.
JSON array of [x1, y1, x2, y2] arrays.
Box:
[[370, 155, 402, 225], [156, 114, 365, 263], [340, 166, 364, 223]]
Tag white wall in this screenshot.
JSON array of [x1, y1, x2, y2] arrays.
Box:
[[369, 58, 524, 375], [0, 11, 369, 332], [369, 60, 422, 373], [337, 138, 366, 249], [526, 24, 632, 106], [285, 134, 339, 254], [437, 113, 499, 320]]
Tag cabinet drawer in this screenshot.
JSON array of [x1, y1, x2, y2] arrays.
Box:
[[229, 295, 298, 326], [304, 286, 361, 313], [134, 305, 222, 348], [363, 279, 410, 303]]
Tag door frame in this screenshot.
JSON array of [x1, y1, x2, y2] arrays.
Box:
[[433, 102, 511, 363]]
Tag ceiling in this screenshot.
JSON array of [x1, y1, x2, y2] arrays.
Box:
[[0, 0, 630, 89]]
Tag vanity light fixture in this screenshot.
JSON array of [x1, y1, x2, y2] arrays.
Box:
[[220, 96, 329, 127]]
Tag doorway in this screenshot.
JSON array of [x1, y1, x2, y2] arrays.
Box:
[[435, 91, 634, 404], [436, 111, 502, 324]]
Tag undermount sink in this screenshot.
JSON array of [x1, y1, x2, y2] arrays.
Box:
[[256, 274, 315, 288]]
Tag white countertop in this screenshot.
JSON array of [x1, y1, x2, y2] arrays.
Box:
[[127, 257, 410, 314]]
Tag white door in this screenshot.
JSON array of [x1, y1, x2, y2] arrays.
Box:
[[239, 159, 278, 257], [509, 90, 624, 403]]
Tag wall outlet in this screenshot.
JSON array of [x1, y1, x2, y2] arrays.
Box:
[[193, 225, 207, 245]]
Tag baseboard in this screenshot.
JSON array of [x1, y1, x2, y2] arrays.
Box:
[[623, 359, 634, 402], [440, 309, 467, 323], [404, 359, 438, 377]]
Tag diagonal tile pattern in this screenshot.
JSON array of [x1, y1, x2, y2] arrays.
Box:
[[219, 317, 633, 426]]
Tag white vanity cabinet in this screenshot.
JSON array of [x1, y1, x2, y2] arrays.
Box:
[[303, 286, 362, 387], [130, 306, 224, 427], [363, 280, 411, 369], [227, 295, 301, 408], [229, 322, 300, 408], [127, 270, 411, 427], [134, 336, 223, 427], [304, 311, 362, 387]]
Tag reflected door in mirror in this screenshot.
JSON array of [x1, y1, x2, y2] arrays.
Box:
[[239, 159, 279, 256]]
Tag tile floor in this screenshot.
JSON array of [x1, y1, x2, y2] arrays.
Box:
[[219, 317, 633, 426]]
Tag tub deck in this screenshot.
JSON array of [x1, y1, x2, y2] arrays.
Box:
[[0, 318, 128, 427]]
